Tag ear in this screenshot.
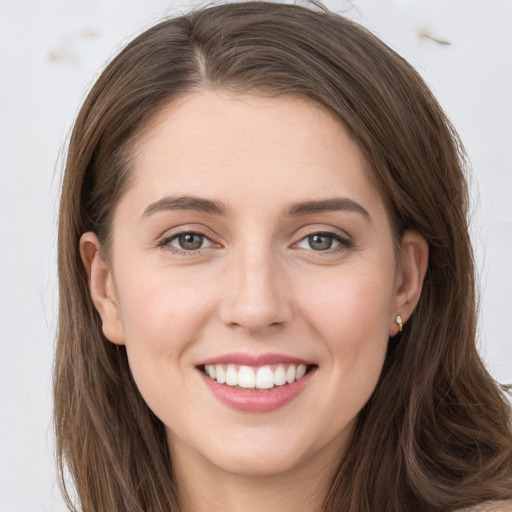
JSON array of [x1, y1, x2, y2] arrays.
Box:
[[80, 232, 125, 345], [390, 230, 429, 336]]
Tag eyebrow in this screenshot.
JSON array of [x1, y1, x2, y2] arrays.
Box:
[[142, 195, 230, 218], [285, 198, 371, 221], [142, 195, 371, 221]]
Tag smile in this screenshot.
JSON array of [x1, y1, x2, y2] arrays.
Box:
[[197, 354, 317, 413], [202, 363, 311, 391]]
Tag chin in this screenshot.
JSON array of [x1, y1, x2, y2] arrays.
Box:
[[210, 445, 314, 478], [168, 418, 350, 480]]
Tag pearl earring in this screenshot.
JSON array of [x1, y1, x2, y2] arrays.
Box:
[[396, 315, 403, 332]]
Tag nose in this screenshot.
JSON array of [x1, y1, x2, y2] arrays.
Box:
[[219, 247, 293, 333]]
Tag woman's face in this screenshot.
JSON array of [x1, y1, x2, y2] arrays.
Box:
[[84, 91, 423, 480]]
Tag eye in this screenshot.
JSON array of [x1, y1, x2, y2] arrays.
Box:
[[295, 232, 351, 252], [161, 232, 215, 252], [175, 233, 205, 250]]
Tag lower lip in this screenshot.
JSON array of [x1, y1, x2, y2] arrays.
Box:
[[199, 369, 315, 413]]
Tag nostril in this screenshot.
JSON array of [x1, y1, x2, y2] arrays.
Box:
[[226, 320, 285, 332]]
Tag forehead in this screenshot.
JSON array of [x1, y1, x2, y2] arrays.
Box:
[[125, 90, 384, 218]]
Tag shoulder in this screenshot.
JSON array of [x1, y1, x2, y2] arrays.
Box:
[[457, 501, 512, 512]]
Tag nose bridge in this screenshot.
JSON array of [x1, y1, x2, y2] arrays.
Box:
[[221, 241, 291, 331]]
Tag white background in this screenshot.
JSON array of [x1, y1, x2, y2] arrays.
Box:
[[0, 0, 511, 510]]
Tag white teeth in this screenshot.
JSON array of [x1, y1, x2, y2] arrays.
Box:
[[216, 365, 226, 384], [274, 365, 287, 386], [238, 366, 256, 388], [286, 365, 296, 384], [225, 364, 238, 386], [255, 366, 274, 389], [204, 363, 311, 390], [296, 364, 307, 380]]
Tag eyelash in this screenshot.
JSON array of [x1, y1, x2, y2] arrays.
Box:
[[294, 230, 354, 253], [158, 231, 215, 254], [157, 229, 354, 255]]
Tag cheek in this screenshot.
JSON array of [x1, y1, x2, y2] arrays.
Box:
[[112, 268, 224, 428], [298, 262, 395, 341], [113, 267, 219, 391], [294, 262, 394, 406], [117, 266, 217, 343]]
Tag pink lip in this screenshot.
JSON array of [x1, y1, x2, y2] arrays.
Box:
[[198, 366, 316, 414], [197, 352, 314, 367]]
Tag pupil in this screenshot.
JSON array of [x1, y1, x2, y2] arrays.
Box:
[[180, 234, 203, 250], [309, 234, 332, 251]]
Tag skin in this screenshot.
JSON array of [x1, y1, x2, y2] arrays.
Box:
[[81, 91, 429, 512]]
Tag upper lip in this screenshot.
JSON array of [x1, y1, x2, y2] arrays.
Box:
[[197, 352, 315, 367]]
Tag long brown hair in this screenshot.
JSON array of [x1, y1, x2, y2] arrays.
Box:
[[55, 2, 512, 511]]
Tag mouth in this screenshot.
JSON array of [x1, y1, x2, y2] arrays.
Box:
[[196, 354, 318, 413], [200, 363, 317, 391]]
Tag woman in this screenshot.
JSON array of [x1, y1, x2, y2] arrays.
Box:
[[54, 2, 512, 511]]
